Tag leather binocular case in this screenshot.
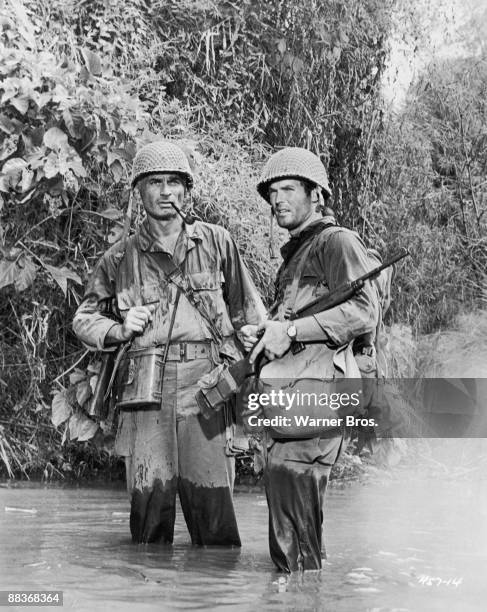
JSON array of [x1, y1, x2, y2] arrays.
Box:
[[115, 347, 165, 410]]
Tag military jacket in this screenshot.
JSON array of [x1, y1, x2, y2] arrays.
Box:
[[274, 219, 379, 347], [73, 220, 266, 362]]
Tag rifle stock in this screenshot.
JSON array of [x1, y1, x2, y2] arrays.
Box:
[[87, 352, 115, 421]]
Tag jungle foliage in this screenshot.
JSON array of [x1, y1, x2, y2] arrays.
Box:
[[0, 0, 485, 478], [374, 55, 487, 330]]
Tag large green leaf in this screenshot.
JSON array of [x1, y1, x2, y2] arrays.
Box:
[[15, 254, 37, 291], [0, 254, 37, 291], [0, 157, 27, 191], [81, 48, 102, 76], [43, 263, 82, 296], [68, 412, 98, 442], [0, 134, 18, 160], [0, 114, 22, 135], [69, 369, 86, 385], [51, 390, 72, 427], [10, 96, 29, 114], [20, 167, 34, 193], [67, 154, 87, 177], [0, 259, 17, 289], [43, 127, 68, 150], [43, 152, 61, 179], [76, 380, 92, 407], [110, 160, 124, 183], [62, 109, 84, 138]]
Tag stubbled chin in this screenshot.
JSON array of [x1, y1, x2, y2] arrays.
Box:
[[276, 213, 291, 221], [276, 216, 293, 228], [149, 211, 178, 220]]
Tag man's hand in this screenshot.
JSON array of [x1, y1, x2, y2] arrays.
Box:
[[120, 305, 155, 340], [249, 320, 292, 364], [107, 305, 156, 344], [237, 324, 260, 352]]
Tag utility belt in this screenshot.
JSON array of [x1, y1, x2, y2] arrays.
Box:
[[115, 341, 212, 410], [144, 341, 211, 362]]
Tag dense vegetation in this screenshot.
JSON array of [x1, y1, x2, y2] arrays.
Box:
[[0, 0, 485, 478], [375, 55, 487, 329]]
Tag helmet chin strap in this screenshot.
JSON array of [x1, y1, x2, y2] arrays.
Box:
[[315, 189, 324, 213], [269, 208, 279, 260]]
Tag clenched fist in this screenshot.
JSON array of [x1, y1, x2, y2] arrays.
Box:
[[106, 305, 156, 344]]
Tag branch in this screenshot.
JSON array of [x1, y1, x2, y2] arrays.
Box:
[[458, 108, 481, 227], [51, 349, 90, 385]]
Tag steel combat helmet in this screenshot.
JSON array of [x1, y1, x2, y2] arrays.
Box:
[[131, 141, 194, 189], [257, 147, 332, 202]]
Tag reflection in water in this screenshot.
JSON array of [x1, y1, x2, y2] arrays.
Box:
[[1, 454, 486, 612]]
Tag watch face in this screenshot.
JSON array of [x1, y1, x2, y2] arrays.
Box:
[[287, 324, 297, 339]]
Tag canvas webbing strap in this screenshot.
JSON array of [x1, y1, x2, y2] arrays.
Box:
[[279, 223, 338, 320], [136, 239, 223, 347]]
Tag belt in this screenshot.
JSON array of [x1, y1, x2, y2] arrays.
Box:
[[159, 341, 211, 362]]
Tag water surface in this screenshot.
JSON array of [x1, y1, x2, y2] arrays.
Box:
[[1, 467, 486, 611]]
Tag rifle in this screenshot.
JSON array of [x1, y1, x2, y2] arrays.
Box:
[[87, 350, 115, 421], [195, 248, 409, 417], [87, 192, 134, 421]]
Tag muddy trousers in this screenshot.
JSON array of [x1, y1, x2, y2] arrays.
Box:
[[125, 411, 240, 546], [264, 435, 344, 572], [117, 361, 241, 547]]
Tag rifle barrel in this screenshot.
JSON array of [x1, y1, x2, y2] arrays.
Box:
[[352, 248, 409, 285], [294, 249, 409, 318]]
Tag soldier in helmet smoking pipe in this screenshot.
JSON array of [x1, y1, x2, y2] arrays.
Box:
[[73, 141, 265, 546], [245, 147, 381, 572]]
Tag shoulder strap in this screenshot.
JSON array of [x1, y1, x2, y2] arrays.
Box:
[[308, 223, 343, 281], [160, 286, 182, 374], [277, 222, 338, 320], [281, 239, 315, 319], [154, 251, 223, 346], [131, 238, 144, 307]]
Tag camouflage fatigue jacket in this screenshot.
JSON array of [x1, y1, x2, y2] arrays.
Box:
[[274, 219, 380, 347], [73, 219, 266, 363]]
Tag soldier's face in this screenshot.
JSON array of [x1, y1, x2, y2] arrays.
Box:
[[138, 173, 186, 221], [268, 179, 314, 230]]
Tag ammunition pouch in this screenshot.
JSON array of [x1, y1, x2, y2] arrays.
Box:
[[195, 364, 240, 419]]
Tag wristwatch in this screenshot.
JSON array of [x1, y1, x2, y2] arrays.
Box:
[[286, 323, 297, 341]]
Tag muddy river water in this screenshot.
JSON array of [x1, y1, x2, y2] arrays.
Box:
[[1, 463, 486, 612]]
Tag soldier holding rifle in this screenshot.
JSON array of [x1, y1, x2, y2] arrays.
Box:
[[73, 141, 265, 546], [246, 147, 382, 572]]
